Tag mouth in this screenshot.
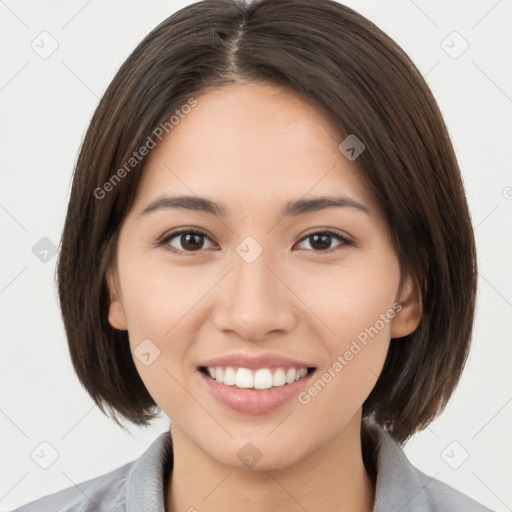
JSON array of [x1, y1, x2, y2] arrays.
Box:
[[198, 365, 317, 390], [196, 365, 317, 415]]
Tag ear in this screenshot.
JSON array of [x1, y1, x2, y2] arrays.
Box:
[[106, 266, 128, 331], [391, 274, 422, 338]]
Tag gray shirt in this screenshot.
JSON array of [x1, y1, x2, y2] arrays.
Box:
[[9, 427, 494, 511]]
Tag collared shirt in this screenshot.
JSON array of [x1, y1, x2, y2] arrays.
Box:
[[9, 427, 494, 512]]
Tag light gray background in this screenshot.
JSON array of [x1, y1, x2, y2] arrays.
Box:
[[1, 0, 511, 510]]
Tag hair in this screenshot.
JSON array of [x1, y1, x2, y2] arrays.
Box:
[[56, 0, 477, 460]]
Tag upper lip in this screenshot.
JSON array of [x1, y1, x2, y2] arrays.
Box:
[[198, 352, 316, 371]]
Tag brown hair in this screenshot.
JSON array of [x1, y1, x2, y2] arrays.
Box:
[[56, 0, 477, 450]]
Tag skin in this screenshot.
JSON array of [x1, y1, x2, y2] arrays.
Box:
[[106, 81, 422, 512]]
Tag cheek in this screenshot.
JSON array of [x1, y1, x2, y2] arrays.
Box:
[[118, 266, 199, 418], [293, 256, 399, 410], [115, 253, 224, 415], [119, 254, 213, 341], [295, 252, 400, 344]]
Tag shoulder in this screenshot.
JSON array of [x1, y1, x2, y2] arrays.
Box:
[[371, 426, 495, 512], [7, 460, 133, 512], [6, 431, 174, 512], [414, 465, 495, 512]]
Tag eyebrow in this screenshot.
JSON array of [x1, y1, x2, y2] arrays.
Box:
[[139, 194, 369, 218]]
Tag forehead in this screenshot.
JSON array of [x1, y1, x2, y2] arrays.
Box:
[[132, 82, 373, 215]]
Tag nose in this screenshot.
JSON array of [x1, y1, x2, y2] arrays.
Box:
[[212, 244, 299, 342]]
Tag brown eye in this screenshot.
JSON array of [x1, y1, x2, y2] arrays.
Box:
[[158, 228, 352, 255], [160, 229, 215, 254], [295, 231, 352, 252]]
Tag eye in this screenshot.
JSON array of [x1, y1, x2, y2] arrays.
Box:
[[295, 230, 352, 253], [157, 228, 353, 255], [158, 229, 216, 254]]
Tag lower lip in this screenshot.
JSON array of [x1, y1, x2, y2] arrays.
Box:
[[197, 369, 316, 414]]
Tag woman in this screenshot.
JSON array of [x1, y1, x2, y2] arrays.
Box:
[[11, 0, 494, 510]]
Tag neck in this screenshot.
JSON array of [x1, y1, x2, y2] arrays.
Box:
[[165, 413, 376, 512]]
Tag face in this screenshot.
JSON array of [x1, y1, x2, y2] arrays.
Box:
[[107, 82, 421, 470]]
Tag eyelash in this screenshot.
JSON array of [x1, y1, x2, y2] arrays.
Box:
[[156, 227, 353, 256]]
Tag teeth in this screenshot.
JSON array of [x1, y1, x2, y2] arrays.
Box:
[[296, 368, 308, 381], [273, 368, 286, 386], [254, 369, 273, 390], [223, 366, 236, 385], [286, 368, 296, 384], [236, 368, 255, 388], [205, 366, 310, 389]]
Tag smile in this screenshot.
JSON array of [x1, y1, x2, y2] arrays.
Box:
[[199, 366, 315, 390], [197, 366, 317, 414]]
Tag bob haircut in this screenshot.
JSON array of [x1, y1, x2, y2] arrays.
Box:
[[56, 0, 477, 447]]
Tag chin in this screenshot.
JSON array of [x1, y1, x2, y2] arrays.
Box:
[[206, 435, 309, 472]]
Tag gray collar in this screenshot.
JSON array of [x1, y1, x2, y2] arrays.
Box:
[[124, 428, 491, 512]]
